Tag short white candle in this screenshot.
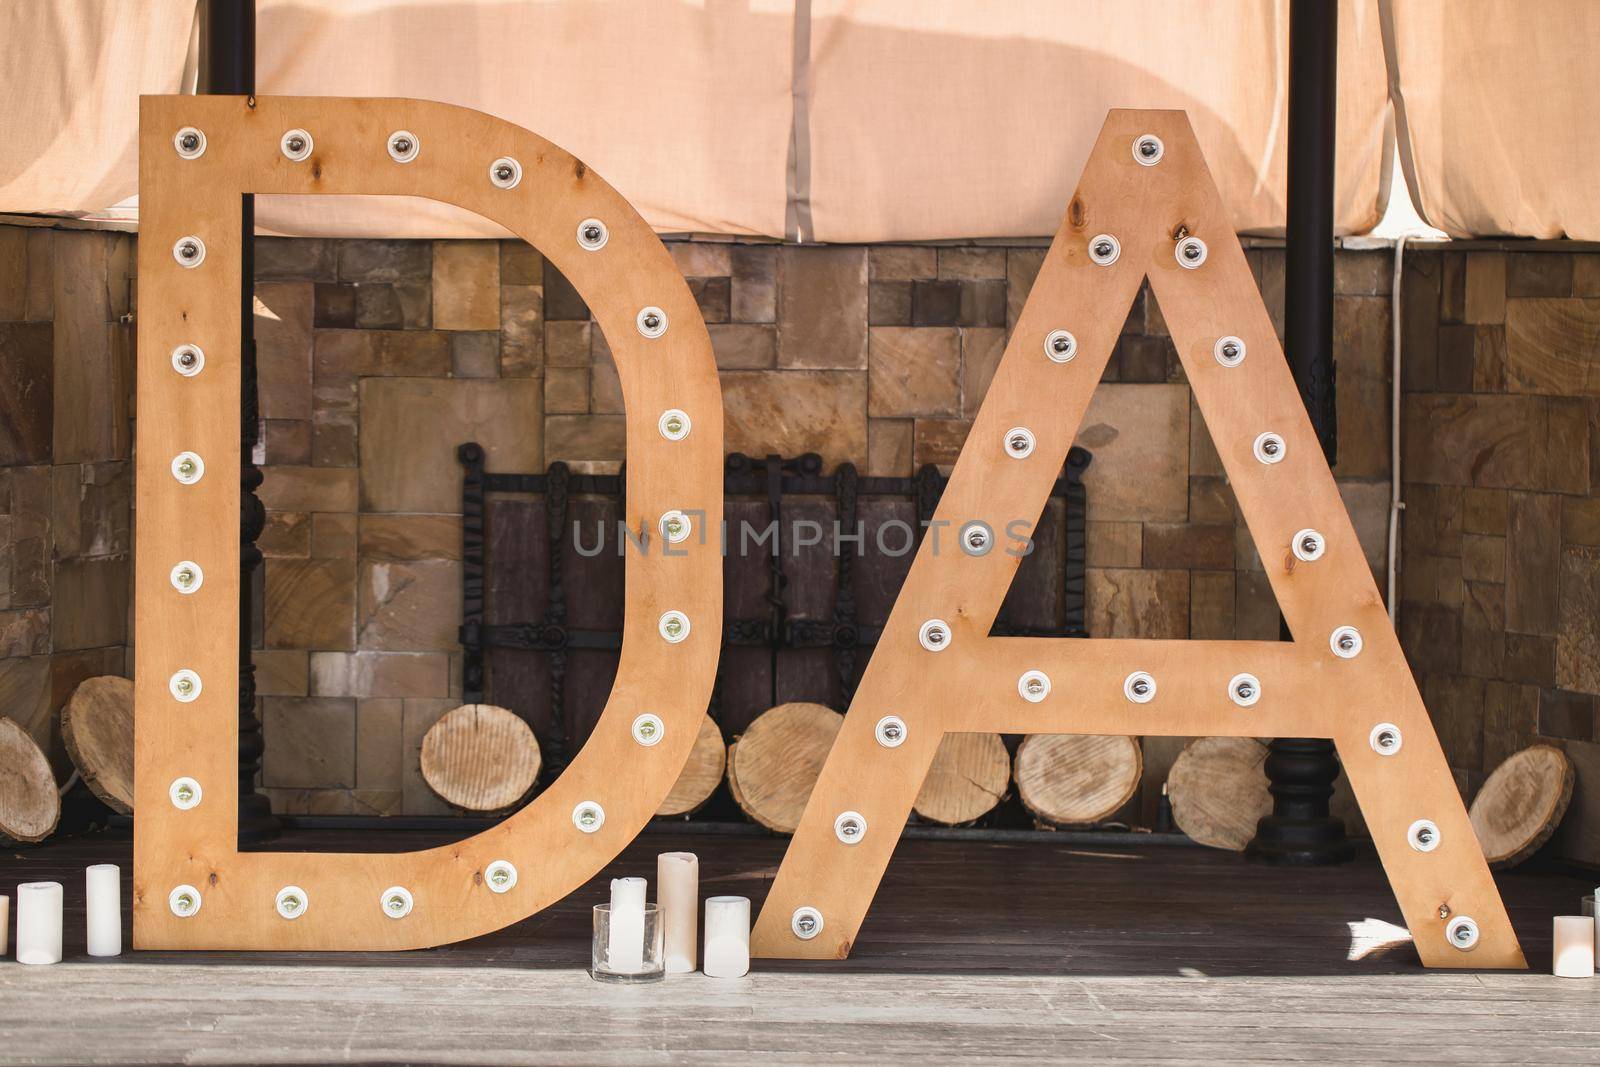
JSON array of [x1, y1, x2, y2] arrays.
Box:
[[16, 882, 63, 965], [702, 895, 750, 978], [607, 876, 647, 973], [86, 863, 122, 957], [1553, 916, 1594, 978], [657, 852, 698, 974]]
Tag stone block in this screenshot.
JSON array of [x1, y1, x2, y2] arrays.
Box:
[[255, 282, 314, 421], [1188, 395, 1222, 477], [545, 414, 625, 467], [1563, 497, 1600, 546], [710, 324, 777, 370], [314, 283, 357, 327], [958, 280, 1006, 327], [52, 233, 118, 464], [450, 331, 499, 378], [868, 327, 959, 417], [1440, 252, 1465, 324], [868, 281, 912, 326], [359, 378, 541, 513], [778, 246, 867, 369], [1191, 570, 1236, 639], [1337, 478, 1390, 576], [1400, 252, 1441, 389], [1506, 491, 1561, 635], [257, 238, 336, 282], [1463, 486, 1508, 535], [1143, 524, 1233, 570], [870, 246, 936, 282], [1538, 688, 1595, 741], [263, 420, 313, 465], [1471, 325, 1508, 393], [668, 242, 732, 278], [311, 513, 357, 559], [359, 514, 462, 560], [1464, 253, 1506, 324], [1235, 569, 1280, 639], [1075, 384, 1189, 522], [260, 466, 358, 512], [589, 333, 623, 413], [1085, 521, 1142, 568], [961, 327, 1006, 417], [0, 608, 50, 657], [23, 229, 52, 321], [1114, 335, 1174, 383], [1461, 534, 1506, 583], [903, 418, 964, 469], [1189, 476, 1237, 525], [310, 650, 451, 698], [356, 698, 405, 790], [1006, 249, 1045, 331], [356, 283, 430, 330], [265, 558, 356, 650], [359, 559, 462, 651], [255, 650, 310, 697], [866, 418, 913, 476], [910, 280, 961, 326], [352, 789, 402, 816], [500, 240, 542, 286], [312, 378, 359, 467], [1507, 253, 1573, 298], [1401, 553, 1463, 608], [260, 511, 311, 558], [262, 697, 356, 789], [721, 371, 867, 471], [544, 321, 592, 368], [1425, 674, 1484, 771], [544, 367, 590, 414], [689, 276, 731, 323], [1506, 298, 1600, 396], [1503, 632, 1555, 686], [1558, 546, 1600, 695], [1335, 250, 1392, 295], [0, 227, 26, 319], [50, 556, 127, 651], [937, 247, 1005, 281], [1332, 295, 1391, 479], [541, 260, 589, 321], [499, 284, 543, 376], [1086, 568, 1189, 638], [338, 240, 430, 285], [1400, 603, 1460, 676], [730, 246, 777, 323], [1403, 394, 1587, 494], [0, 323, 52, 465]]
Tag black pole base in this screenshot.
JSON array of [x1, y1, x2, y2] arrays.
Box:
[[238, 793, 281, 847], [1246, 737, 1354, 866]]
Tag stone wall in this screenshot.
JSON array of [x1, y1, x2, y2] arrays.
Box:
[[5, 218, 1600, 861], [0, 224, 135, 781]]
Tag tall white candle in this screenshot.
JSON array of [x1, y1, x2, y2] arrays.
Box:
[[608, 877, 647, 973], [86, 863, 122, 957], [702, 895, 750, 978], [16, 882, 63, 965], [1553, 916, 1594, 978], [657, 852, 698, 974]]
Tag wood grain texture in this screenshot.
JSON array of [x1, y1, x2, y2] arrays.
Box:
[[134, 95, 723, 950], [1015, 734, 1141, 827], [420, 704, 540, 813], [749, 109, 1524, 969], [912, 732, 1010, 826], [727, 702, 841, 833], [656, 714, 725, 818], [1168, 736, 1272, 851], [60, 675, 135, 815], [1470, 744, 1575, 868], [0, 716, 58, 844]]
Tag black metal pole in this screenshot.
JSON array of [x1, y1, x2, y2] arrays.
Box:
[[1247, 0, 1351, 866], [200, 0, 278, 845]]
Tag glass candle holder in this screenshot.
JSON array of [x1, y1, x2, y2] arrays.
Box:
[[590, 903, 665, 983]]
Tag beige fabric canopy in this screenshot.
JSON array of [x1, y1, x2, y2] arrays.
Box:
[[0, 0, 1592, 240]]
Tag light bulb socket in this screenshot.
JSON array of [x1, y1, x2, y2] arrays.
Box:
[[1018, 670, 1051, 703], [1446, 915, 1479, 950], [171, 451, 205, 485], [1133, 134, 1165, 165], [576, 218, 610, 251], [791, 906, 825, 940], [1292, 528, 1326, 562], [171, 344, 205, 377], [1370, 722, 1403, 756], [659, 510, 692, 544], [170, 561, 204, 594], [636, 306, 669, 339], [1408, 819, 1441, 853], [918, 618, 951, 652], [488, 156, 523, 189], [1330, 626, 1363, 659], [874, 715, 907, 748], [280, 129, 313, 162], [168, 885, 202, 917], [1044, 329, 1078, 363], [1253, 431, 1286, 465], [1124, 671, 1157, 704], [172, 236, 206, 269], [1228, 672, 1261, 708], [1176, 236, 1208, 269], [572, 801, 605, 833], [174, 127, 207, 159], [275, 886, 308, 920], [381, 886, 415, 918], [485, 860, 519, 893], [834, 810, 866, 844], [169, 776, 203, 810], [658, 610, 691, 644], [658, 409, 691, 441], [632, 713, 665, 746], [387, 130, 420, 163], [1088, 234, 1121, 266], [169, 669, 202, 703], [1004, 426, 1036, 459], [1213, 336, 1246, 367]]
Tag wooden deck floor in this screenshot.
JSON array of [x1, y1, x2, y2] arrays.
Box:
[[2, 827, 1598, 1064]]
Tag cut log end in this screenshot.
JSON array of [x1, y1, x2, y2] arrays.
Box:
[[1167, 736, 1270, 851], [420, 704, 541, 814], [1470, 743, 1574, 869], [657, 714, 726, 818], [1014, 734, 1141, 828], [0, 717, 60, 845], [914, 732, 1010, 826], [61, 675, 135, 815], [727, 702, 843, 834]]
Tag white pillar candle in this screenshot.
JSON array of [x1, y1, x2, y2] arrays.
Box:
[[1553, 916, 1594, 978], [16, 882, 63, 965], [702, 895, 750, 978], [607, 876, 647, 973], [86, 863, 122, 957], [657, 852, 698, 974]]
